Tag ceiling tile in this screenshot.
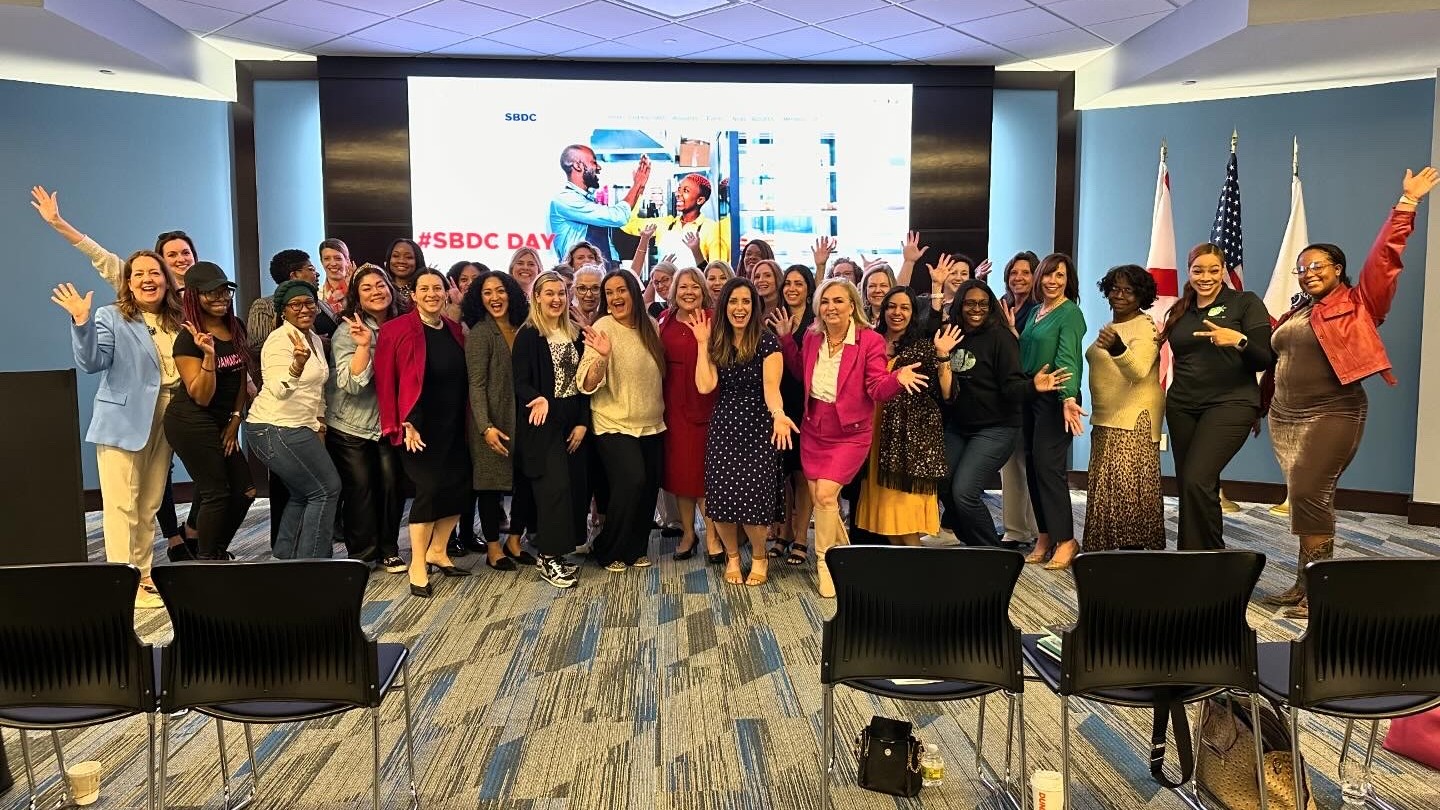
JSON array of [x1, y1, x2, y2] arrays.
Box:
[[900, 0, 1031, 26], [136, 0, 245, 33], [1044, 0, 1172, 26], [349, 17, 474, 49], [541, 1, 666, 39], [873, 26, 985, 60], [613, 23, 726, 55], [485, 19, 602, 52], [617, 0, 727, 14], [260, 0, 388, 35], [1002, 25, 1108, 58], [554, 39, 653, 58], [1032, 46, 1109, 69], [401, 0, 528, 35], [312, 36, 422, 55], [957, 7, 1072, 42], [820, 6, 937, 40], [180, 0, 283, 12], [474, 0, 593, 14], [210, 16, 337, 49], [752, 0, 886, 25], [680, 42, 789, 61], [747, 25, 857, 57], [326, 0, 436, 14], [805, 43, 905, 62], [1087, 10, 1169, 43], [682, 4, 802, 40], [429, 36, 545, 56], [923, 42, 1019, 64]]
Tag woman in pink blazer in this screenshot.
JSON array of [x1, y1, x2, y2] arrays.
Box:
[[768, 278, 927, 597]]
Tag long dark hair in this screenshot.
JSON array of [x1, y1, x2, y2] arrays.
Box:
[[948, 279, 1006, 333], [597, 270, 665, 375], [710, 277, 763, 368], [1032, 253, 1079, 304], [461, 269, 529, 329], [873, 286, 924, 348], [782, 263, 816, 331], [1161, 243, 1223, 342], [340, 265, 403, 323], [385, 238, 426, 284], [1001, 250, 1040, 306], [181, 285, 254, 378]]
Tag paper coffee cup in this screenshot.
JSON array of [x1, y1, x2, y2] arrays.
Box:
[[1032, 769, 1064, 810], [65, 761, 101, 806]]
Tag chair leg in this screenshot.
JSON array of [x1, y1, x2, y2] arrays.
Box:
[[1002, 693, 1016, 787], [158, 714, 171, 810], [1017, 692, 1029, 810], [217, 718, 232, 809], [243, 724, 259, 796], [400, 658, 421, 810], [147, 713, 158, 810], [372, 707, 382, 810], [820, 683, 834, 810], [977, 693, 989, 775], [18, 730, 38, 810], [1060, 696, 1071, 810], [1249, 694, 1269, 810], [49, 730, 73, 807], [1289, 706, 1305, 810]]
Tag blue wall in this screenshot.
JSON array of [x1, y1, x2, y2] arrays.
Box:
[[0, 79, 234, 487], [254, 79, 324, 296], [1074, 79, 1435, 493], [990, 89, 1058, 262]]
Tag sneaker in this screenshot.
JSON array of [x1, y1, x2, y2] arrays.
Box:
[[632, 556, 653, 568], [537, 556, 577, 589], [557, 558, 579, 576], [379, 555, 407, 574], [135, 589, 165, 610], [604, 560, 627, 572]]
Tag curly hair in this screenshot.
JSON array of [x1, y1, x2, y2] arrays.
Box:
[[1097, 264, 1157, 310], [461, 269, 529, 329]]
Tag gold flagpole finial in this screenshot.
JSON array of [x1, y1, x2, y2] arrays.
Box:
[[1230, 129, 1238, 154], [1292, 137, 1300, 177]]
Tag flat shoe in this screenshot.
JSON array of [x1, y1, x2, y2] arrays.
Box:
[[504, 545, 538, 566], [486, 556, 517, 571]]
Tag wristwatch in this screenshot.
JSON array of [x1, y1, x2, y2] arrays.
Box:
[[1236, 336, 1249, 351]]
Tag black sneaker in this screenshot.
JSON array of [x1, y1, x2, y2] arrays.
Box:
[[536, 556, 577, 589], [379, 555, 407, 574]]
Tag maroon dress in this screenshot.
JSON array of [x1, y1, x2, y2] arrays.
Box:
[[659, 309, 715, 498]]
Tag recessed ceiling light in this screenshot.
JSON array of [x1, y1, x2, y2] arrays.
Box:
[[1181, 79, 1197, 85], [98, 69, 115, 74], [663, 38, 677, 44]]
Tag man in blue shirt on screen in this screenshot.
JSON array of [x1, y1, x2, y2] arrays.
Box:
[[549, 144, 651, 265]]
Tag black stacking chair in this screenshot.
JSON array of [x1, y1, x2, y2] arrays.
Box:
[[1019, 550, 1269, 810], [1257, 558, 1440, 810], [151, 560, 419, 810], [0, 563, 158, 810], [820, 546, 1028, 810]]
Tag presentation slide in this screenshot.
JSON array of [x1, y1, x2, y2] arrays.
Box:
[[408, 76, 912, 275]]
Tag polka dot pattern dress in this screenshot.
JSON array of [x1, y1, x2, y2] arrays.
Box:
[[704, 332, 784, 526]]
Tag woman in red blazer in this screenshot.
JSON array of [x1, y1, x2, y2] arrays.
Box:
[[768, 278, 927, 597], [376, 268, 472, 598]]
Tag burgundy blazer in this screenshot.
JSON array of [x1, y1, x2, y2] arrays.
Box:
[[779, 326, 902, 435], [375, 309, 465, 446]]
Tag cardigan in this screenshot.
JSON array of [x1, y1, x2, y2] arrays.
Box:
[[1085, 315, 1163, 441], [374, 309, 465, 446], [325, 313, 381, 441], [464, 316, 518, 491], [511, 324, 592, 478], [779, 325, 902, 435]]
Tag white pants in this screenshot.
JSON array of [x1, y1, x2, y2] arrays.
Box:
[[95, 388, 173, 578], [999, 443, 1038, 541]]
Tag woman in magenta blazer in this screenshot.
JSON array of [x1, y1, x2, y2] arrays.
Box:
[[376, 268, 472, 598], [768, 277, 927, 597]]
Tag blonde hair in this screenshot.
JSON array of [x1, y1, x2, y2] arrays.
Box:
[[704, 259, 733, 280], [667, 266, 713, 312], [810, 278, 870, 333], [525, 271, 578, 340], [117, 250, 183, 331]]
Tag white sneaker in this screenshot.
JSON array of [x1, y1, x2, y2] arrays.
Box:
[[536, 556, 577, 589]]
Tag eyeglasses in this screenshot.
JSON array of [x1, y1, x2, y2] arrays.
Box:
[[201, 288, 233, 300], [285, 300, 319, 312], [1108, 287, 1136, 298], [962, 300, 991, 310], [1292, 261, 1335, 276]]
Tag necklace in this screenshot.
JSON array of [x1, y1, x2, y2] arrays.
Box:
[[1034, 298, 1063, 322], [419, 313, 442, 328]]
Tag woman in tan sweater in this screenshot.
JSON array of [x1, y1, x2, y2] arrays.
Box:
[[577, 270, 667, 570], [1083, 264, 1165, 550]]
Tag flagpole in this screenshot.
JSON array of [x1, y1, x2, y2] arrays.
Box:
[[1292, 136, 1300, 177], [1160, 139, 1167, 162], [1231, 129, 1238, 154]]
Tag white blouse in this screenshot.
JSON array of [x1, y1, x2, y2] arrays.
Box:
[[809, 321, 856, 404]]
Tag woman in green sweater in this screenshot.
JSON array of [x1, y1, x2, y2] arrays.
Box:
[[1019, 253, 1087, 570]]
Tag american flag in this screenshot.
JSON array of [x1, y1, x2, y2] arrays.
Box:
[[1210, 151, 1244, 289]]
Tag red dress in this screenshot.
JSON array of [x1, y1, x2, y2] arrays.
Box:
[[659, 310, 715, 498]]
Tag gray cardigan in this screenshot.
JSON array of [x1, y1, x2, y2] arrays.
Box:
[[465, 316, 517, 491]]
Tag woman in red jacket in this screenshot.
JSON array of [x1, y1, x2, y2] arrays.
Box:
[[1261, 166, 1436, 618], [768, 278, 927, 597], [376, 268, 472, 598]]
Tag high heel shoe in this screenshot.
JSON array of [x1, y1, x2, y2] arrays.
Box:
[[1024, 544, 1054, 565], [673, 537, 698, 561], [1043, 541, 1079, 571], [427, 561, 472, 577], [409, 581, 432, 598], [706, 549, 725, 564]]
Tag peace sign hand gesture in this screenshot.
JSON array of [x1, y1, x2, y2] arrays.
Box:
[[998, 298, 1019, 332], [345, 313, 372, 348], [1193, 319, 1245, 348], [50, 283, 93, 325], [287, 329, 312, 366], [181, 322, 215, 356]]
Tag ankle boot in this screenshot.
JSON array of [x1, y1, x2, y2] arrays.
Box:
[[1260, 550, 1308, 607], [1263, 537, 1333, 608], [813, 508, 848, 598]]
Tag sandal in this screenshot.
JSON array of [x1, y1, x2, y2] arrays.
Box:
[[745, 557, 768, 587], [765, 538, 790, 559], [723, 553, 744, 585], [785, 543, 809, 566]]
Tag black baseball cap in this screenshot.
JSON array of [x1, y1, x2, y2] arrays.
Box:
[[185, 261, 236, 292]]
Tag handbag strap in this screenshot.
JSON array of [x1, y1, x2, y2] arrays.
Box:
[[1150, 688, 1196, 789]]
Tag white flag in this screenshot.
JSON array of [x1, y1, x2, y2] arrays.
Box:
[[1145, 157, 1179, 389], [1263, 174, 1308, 319]]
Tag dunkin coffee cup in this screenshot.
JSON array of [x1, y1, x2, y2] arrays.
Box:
[[1032, 769, 1064, 810], [65, 760, 101, 806]]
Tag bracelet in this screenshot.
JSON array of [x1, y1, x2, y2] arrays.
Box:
[[936, 354, 952, 361], [230, 410, 242, 418]]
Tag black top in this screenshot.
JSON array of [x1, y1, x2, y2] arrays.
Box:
[[1010, 297, 1039, 336], [778, 310, 815, 421], [511, 324, 591, 478], [944, 324, 1034, 430], [406, 322, 467, 436], [172, 329, 245, 419], [1166, 286, 1274, 410]]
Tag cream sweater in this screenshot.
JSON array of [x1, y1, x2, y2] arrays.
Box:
[[577, 315, 666, 437], [1085, 315, 1163, 440]]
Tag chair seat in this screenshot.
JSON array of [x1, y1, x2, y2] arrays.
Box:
[[1257, 642, 1440, 718], [198, 643, 407, 724], [842, 677, 1002, 702], [1021, 634, 1216, 708]]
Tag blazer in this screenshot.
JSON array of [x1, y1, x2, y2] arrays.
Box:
[[511, 324, 591, 478], [464, 316, 517, 491], [375, 309, 465, 447], [72, 305, 164, 452], [779, 325, 901, 435]]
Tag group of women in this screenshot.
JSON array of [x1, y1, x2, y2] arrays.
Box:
[[36, 166, 1437, 611]]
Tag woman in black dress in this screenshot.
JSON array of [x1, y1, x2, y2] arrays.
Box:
[[771, 264, 815, 564], [376, 268, 472, 598]]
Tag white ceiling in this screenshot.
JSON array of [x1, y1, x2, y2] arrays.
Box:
[[132, 0, 1190, 69]]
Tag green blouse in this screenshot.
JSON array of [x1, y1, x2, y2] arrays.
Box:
[[1019, 298, 1086, 401]]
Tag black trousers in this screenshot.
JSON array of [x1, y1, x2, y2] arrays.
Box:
[[156, 466, 195, 539], [591, 433, 663, 565], [508, 478, 535, 539], [165, 408, 254, 558], [1023, 395, 1075, 542], [325, 429, 402, 562], [1167, 401, 1256, 550], [527, 440, 589, 558]]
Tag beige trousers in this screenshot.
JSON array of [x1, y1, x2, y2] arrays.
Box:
[[999, 444, 1038, 541], [94, 388, 173, 578]]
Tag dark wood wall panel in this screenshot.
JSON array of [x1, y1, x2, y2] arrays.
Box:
[[908, 84, 993, 289], [318, 76, 413, 266]]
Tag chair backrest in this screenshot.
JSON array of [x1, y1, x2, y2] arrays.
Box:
[[0, 563, 154, 713], [152, 560, 379, 713], [1290, 558, 1440, 708], [822, 546, 1025, 693], [1062, 550, 1264, 697]]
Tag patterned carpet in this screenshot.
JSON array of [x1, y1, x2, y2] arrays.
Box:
[[3, 493, 1438, 810]]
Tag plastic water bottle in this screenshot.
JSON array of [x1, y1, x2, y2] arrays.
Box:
[[920, 744, 945, 788]]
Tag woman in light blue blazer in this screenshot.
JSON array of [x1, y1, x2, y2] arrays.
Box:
[[52, 250, 183, 610]]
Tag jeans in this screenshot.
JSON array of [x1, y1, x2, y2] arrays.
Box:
[[246, 422, 341, 559], [942, 425, 1019, 547]]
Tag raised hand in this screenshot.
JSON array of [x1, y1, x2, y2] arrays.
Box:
[[1402, 166, 1439, 201], [902, 231, 929, 264], [582, 325, 612, 357], [1033, 364, 1072, 393], [771, 412, 798, 450], [660, 253, 677, 266], [895, 362, 929, 394], [483, 426, 510, 457], [1063, 398, 1088, 436], [1193, 319, 1245, 348], [565, 425, 587, 454], [685, 310, 712, 343], [765, 308, 797, 336], [933, 324, 963, 356], [681, 230, 700, 249], [634, 155, 652, 187], [860, 253, 889, 272], [640, 223, 657, 240], [181, 321, 215, 356], [30, 186, 64, 227], [1095, 323, 1118, 350], [926, 253, 956, 293], [287, 329, 313, 366], [812, 236, 836, 269], [50, 283, 93, 325], [974, 259, 993, 281], [345, 313, 372, 347], [526, 395, 549, 426], [402, 421, 426, 452]]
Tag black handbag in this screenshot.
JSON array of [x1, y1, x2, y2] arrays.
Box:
[[853, 715, 923, 798]]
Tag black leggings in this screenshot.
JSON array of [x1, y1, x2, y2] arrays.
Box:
[[164, 407, 254, 558], [156, 466, 194, 539], [591, 434, 663, 565], [325, 428, 402, 562], [1023, 395, 1074, 542]]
